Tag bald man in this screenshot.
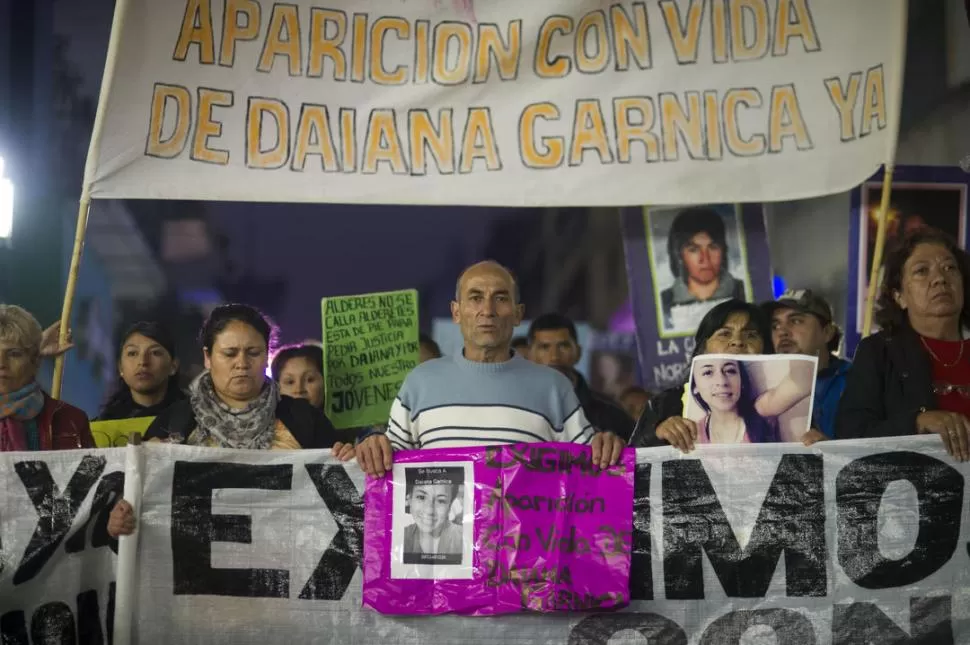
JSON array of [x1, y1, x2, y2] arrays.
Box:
[[356, 261, 625, 476]]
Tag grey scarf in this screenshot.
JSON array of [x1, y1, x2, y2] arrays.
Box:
[[188, 372, 280, 449]]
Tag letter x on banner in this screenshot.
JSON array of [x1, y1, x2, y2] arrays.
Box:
[[0, 436, 966, 644]]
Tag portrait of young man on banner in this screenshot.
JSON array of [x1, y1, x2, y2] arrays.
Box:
[[391, 463, 474, 580], [684, 354, 817, 443], [645, 205, 752, 337]]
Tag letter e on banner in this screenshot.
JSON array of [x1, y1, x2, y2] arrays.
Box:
[[171, 462, 293, 598]]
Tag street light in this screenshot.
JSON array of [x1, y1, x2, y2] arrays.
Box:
[[0, 156, 13, 240]]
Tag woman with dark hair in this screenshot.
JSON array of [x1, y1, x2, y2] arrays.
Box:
[[97, 322, 185, 420], [630, 299, 773, 448], [142, 304, 348, 451], [660, 207, 746, 328], [272, 343, 325, 409], [109, 304, 354, 537], [837, 229, 970, 461]]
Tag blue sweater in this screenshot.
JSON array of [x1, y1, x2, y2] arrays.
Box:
[[813, 357, 851, 438], [385, 353, 594, 450]]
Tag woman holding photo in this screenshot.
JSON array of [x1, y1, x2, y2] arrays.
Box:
[[689, 357, 813, 443], [403, 472, 463, 563]]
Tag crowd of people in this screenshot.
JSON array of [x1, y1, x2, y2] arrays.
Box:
[[1, 229, 968, 537]]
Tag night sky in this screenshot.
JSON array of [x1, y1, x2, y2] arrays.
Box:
[[55, 0, 509, 342]]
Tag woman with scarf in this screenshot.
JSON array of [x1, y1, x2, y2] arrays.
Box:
[[97, 322, 186, 420], [0, 305, 94, 451], [108, 304, 354, 537]]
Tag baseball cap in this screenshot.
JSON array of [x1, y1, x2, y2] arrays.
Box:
[[762, 289, 834, 324]]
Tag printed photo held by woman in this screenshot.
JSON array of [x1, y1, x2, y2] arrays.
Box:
[[837, 229, 970, 461], [687, 356, 814, 444], [97, 321, 185, 421], [108, 304, 354, 538], [400, 466, 464, 565], [652, 206, 748, 335], [0, 305, 94, 451]]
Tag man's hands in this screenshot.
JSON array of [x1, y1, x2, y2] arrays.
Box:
[[356, 434, 394, 477], [590, 431, 625, 469]]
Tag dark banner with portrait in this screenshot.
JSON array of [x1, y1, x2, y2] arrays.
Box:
[[846, 166, 970, 356], [621, 205, 774, 392]]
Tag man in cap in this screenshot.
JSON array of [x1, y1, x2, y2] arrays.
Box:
[[763, 289, 851, 443]]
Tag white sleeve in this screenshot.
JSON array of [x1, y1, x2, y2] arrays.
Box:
[[562, 397, 595, 445], [386, 397, 416, 451]]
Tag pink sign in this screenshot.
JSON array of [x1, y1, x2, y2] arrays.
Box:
[[362, 443, 635, 615]]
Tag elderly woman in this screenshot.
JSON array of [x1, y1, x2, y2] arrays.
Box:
[[0, 305, 94, 451], [98, 321, 185, 420], [108, 304, 354, 537], [837, 230, 970, 461]]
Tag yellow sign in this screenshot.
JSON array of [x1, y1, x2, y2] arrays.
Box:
[[90, 417, 155, 448]]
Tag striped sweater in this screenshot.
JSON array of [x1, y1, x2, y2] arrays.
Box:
[[385, 352, 595, 450]]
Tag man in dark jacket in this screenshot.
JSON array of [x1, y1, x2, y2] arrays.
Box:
[[528, 314, 634, 441], [762, 289, 850, 441]]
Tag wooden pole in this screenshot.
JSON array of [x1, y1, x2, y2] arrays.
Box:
[[50, 0, 132, 399], [861, 166, 895, 337], [860, 0, 908, 339], [51, 196, 91, 399]]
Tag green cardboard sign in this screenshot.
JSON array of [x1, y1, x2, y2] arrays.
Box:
[[321, 289, 420, 429]]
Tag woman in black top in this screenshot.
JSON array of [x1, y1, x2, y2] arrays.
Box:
[[108, 304, 354, 538], [836, 229, 970, 461], [97, 322, 186, 421]]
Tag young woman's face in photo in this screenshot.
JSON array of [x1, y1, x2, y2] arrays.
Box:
[[681, 232, 724, 285], [409, 484, 453, 537], [693, 359, 742, 412]]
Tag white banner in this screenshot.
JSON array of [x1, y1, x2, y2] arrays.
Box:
[[2, 438, 966, 644], [0, 448, 125, 642], [88, 0, 905, 206]]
